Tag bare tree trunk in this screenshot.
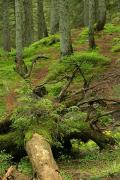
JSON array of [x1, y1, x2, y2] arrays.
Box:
[[26, 134, 62, 180], [15, 0, 28, 77], [88, 0, 96, 49], [23, 0, 34, 46], [59, 0, 73, 57], [2, 0, 11, 51], [96, 0, 106, 31], [37, 0, 48, 40], [50, 0, 59, 35], [83, 0, 89, 26]]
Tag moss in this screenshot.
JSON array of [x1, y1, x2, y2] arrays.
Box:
[[111, 44, 120, 52], [18, 157, 33, 176], [104, 24, 120, 34], [0, 132, 18, 154], [25, 122, 55, 145]]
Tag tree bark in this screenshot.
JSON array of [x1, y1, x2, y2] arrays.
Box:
[[96, 0, 106, 31], [88, 0, 96, 49], [37, 0, 48, 40], [83, 0, 89, 26], [15, 0, 28, 77], [50, 0, 59, 35], [23, 0, 34, 46], [26, 133, 62, 180], [59, 0, 73, 57], [2, 0, 11, 51], [64, 128, 116, 151]]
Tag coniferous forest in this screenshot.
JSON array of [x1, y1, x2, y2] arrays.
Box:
[[1, 0, 120, 179]]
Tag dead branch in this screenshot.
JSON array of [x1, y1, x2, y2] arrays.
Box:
[[2, 166, 15, 180], [98, 109, 120, 118], [78, 98, 120, 106], [24, 55, 48, 78], [75, 64, 89, 89], [14, 55, 48, 79], [58, 68, 78, 102]]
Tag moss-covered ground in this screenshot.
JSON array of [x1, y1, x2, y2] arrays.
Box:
[[1, 24, 120, 179]]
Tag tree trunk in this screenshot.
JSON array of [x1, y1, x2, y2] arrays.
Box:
[[59, 0, 73, 57], [15, 0, 28, 77], [2, 0, 11, 51], [23, 0, 34, 46], [37, 0, 48, 40], [96, 0, 106, 31], [88, 0, 96, 49], [50, 0, 59, 35], [26, 133, 62, 180], [83, 0, 89, 26]]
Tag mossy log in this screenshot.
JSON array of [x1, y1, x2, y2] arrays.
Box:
[[26, 133, 62, 180], [0, 132, 26, 160], [63, 128, 116, 153], [0, 114, 12, 134]]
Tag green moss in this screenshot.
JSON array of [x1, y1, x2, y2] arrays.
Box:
[[18, 157, 33, 176], [60, 171, 72, 180], [47, 82, 64, 96], [104, 24, 120, 34], [48, 51, 109, 84], [0, 132, 17, 151], [79, 28, 88, 44], [111, 44, 120, 52], [0, 151, 12, 176], [25, 127, 53, 144]]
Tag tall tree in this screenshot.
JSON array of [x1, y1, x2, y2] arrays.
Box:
[[83, 0, 89, 26], [50, 0, 59, 34], [15, 0, 27, 76], [2, 0, 10, 51], [96, 0, 106, 31], [59, 0, 73, 57], [37, 0, 48, 40], [88, 0, 96, 49], [23, 0, 34, 46]]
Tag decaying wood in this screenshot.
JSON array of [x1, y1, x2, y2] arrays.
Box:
[[26, 133, 62, 180], [78, 98, 120, 106], [0, 114, 12, 134], [2, 166, 15, 180]]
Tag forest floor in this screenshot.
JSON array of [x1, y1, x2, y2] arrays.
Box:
[[1, 23, 120, 179]]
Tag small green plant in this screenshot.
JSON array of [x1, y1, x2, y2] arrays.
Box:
[[47, 82, 64, 96], [48, 52, 109, 81], [58, 109, 88, 135], [104, 24, 120, 34], [111, 44, 120, 52], [79, 28, 88, 44], [18, 157, 33, 175], [60, 171, 72, 180], [0, 48, 7, 57], [0, 151, 12, 176]]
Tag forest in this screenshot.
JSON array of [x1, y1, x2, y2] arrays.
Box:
[[0, 0, 120, 179]]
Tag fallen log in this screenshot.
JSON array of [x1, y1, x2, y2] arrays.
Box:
[[0, 132, 26, 160], [0, 114, 12, 134], [26, 133, 62, 180]]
